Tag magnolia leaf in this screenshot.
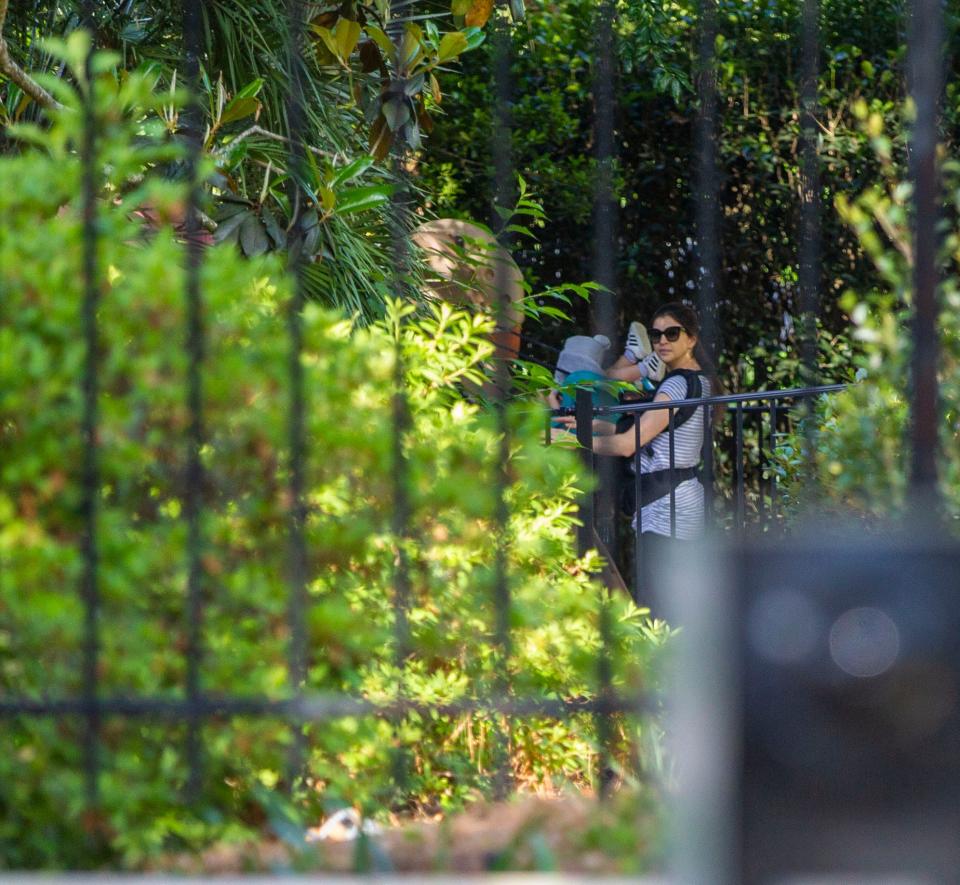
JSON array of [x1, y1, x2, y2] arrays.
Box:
[[213, 209, 249, 243], [240, 214, 270, 256], [429, 73, 442, 104], [462, 26, 485, 50], [381, 97, 411, 132], [320, 186, 336, 213], [261, 206, 285, 247], [234, 77, 265, 100], [437, 32, 469, 63], [464, 0, 494, 28], [369, 114, 394, 161], [364, 25, 394, 57], [310, 24, 340, 60], [403, 120, 421, 150], [416, 102, 434, 133], [401, 24, 423, 68], [359, 40, 382, 73], [451, 0, 471, 13], [336, 184, 394, 215], [220, 96, 260, 126], [303, 223, 321, 258], [332, 155, 375, 188], [310, 10, 339, 29], [335, 19, 362, 63], [403, 73, 425, 97]]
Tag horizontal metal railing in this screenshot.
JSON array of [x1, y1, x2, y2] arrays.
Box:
[[551, 382, 848, 604]]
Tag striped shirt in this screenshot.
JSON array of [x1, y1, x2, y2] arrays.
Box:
[[634, 373, 711, 540]]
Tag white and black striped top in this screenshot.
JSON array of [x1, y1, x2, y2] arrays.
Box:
[[634, 373, 711, 540]]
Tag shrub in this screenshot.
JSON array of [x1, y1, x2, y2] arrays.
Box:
[[0, 52, 666, 869]]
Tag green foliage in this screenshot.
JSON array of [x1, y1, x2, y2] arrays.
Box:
[[0, 2, 514, 321], [0, 71, 667, 869], [769, 106, 960, 521], [419, 0, 959, 388]]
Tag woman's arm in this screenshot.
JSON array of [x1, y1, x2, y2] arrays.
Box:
[[556, 392, 673, 457], [606, 362, 645, 383]]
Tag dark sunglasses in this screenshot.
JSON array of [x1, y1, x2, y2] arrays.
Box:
[[650, 325, 685, 343]]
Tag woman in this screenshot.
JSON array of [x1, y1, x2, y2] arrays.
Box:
[[554, 302, 722, 603]]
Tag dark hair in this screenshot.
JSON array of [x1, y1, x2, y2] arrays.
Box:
[[651, 301, 726, 419]]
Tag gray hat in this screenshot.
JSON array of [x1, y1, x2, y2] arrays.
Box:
[[555, 334, 611, 381]]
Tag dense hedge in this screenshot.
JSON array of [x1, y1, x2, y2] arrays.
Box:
[[0, 58, 666, 869]]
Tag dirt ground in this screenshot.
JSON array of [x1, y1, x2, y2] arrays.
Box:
[[157, 791, 662, 875]]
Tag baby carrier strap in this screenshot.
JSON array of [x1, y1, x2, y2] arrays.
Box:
[[654, 368, 703, 431], [618, 369, 707, 515]]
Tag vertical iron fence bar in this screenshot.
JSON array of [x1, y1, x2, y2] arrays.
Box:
[[668, 407, 677, 538], [388, 240, 413, 795], [768, 400, 778, 523], [908, 0, 944, 502], [490, 4, 514, 802], [591, 0, 618, 801], [695, 0, 721, 381], [755, 410, 765, 523], [575, 388, 595, 558], [283, 0, 309, 785], [383, 0, 414, 795], [80, 37, 101, 812], [702, 402, 714, 522], [735, 402, 745, 530], [633, 419, 643, 604], [181, 0, 206, 802], [591, 0, 619, 560], [799, 0, 821, 485]]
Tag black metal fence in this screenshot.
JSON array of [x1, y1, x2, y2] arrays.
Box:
[[554, 382, 848, 604], [0, 0, 951, 872]]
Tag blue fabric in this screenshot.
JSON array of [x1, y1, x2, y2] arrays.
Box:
[[555, 370, 619, 424]]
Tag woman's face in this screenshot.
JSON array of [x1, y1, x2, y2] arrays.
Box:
[[652, 314, 697, 368]]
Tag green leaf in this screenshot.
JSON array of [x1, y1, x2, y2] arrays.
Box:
[[234, 77, 265, 100], [381, 98, 411, 132], [311, 24, 340, 59], [261, 206, 285, 247], [335, 19, 363, 62], [220, 96, 260, 126], [403, 73, 425, 97], [437, 32, 469, 63], [364, 25, 394, 57], [336, 185, 394, 215], [331, 155, 374, 188], [320, 186, 336, 213], [213, 209, 249, 243], [401, 24, 424, 68], [462, 27, 485, 51], [240, 214, 270, 256]]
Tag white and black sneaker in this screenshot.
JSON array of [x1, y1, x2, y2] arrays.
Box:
[[624, 321, 652, 364]]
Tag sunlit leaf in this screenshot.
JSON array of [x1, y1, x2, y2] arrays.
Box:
[[464, 0, 494, 28]]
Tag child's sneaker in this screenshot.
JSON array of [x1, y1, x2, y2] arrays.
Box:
[[638, 351, 666, 382], [625, 321, 652, 363]]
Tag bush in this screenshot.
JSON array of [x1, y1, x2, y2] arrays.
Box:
[[768, 105, 960, 522], [0, 54, 666, 869]]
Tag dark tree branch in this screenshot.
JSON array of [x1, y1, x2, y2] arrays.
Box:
[[0, 0, 64, 111]]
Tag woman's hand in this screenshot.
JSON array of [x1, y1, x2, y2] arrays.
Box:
[[549, 415, 617, 443], [550, 421, 579, 445]]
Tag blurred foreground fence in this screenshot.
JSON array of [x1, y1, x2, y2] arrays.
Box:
[[1, 0, 956, 877]]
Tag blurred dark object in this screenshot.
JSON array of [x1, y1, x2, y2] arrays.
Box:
[[667, 528, 960, 884]]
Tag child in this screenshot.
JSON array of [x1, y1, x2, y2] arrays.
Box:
[[550, 334, 620, 426], [606, 321, 666, 388]]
